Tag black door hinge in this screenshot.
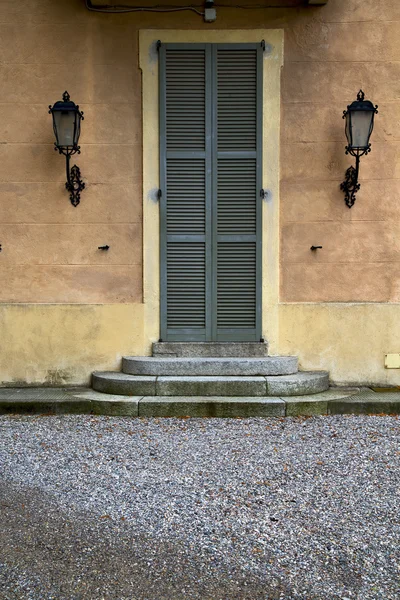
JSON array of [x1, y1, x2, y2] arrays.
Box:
[[261, 40, 265, 51], [157, 40, 162, 51], [157, 189, 162, 201], [260, 189, 267, 199]]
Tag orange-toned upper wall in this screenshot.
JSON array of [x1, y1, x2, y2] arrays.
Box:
[[280, 0, 400, 302], [0, 0, 143, 303], [0, 0, 399, 303]]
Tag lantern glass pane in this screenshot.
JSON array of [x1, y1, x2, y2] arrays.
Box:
[[345, 112, 351, 146], [74, 114, 81, 146], [350, 110, 373, 149], [53, 110, 76, 147]]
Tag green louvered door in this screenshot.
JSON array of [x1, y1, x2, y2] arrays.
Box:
[[160, 43, 262, 342]]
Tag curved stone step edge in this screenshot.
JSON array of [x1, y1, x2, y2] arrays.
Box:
[[122, 356, 298, 377], [92, 371, 329, 397], [92, 372, 157, 396], [266, 371, 330, 397]]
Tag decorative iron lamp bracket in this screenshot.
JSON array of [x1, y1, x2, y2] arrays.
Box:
[[340, 147, 368, 209], [48, 91, 85, 207], [340, 90, 378, 209], [64, 154, 85, 208]]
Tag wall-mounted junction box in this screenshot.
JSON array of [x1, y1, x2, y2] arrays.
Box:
[[385, 353, 400, 369], [204, 7, 216, 22]]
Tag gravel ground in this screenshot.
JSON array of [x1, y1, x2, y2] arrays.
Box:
[[0, 415, 399, 600]]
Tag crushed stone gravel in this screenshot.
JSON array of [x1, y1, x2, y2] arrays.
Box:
[[0, 414, 399, 599]]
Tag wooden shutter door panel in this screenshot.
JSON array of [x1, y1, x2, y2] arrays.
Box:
[[166, 242, 206, 330], [160, 43, 262, 342], [160, 45, 212, 341], [213, 45, 262, 341]]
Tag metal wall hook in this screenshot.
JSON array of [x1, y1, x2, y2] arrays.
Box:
[[310, 245, 323, 251], [98, 245, 110, 251]]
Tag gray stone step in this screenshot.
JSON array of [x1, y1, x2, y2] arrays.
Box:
[[266, 371, 330, 396], [152, 342, 269, 358], [92, 373, 157, 396], [0, 388, 140, 417], [139, 397, 285, 418], [92, 371, 329, 397], [4, 386, 397, 418], [122, 356, 298, 377], [157, 376, 267, 397]]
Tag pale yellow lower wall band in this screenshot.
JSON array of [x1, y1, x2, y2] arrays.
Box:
[[0, 304, 144, 386], [0, 302, 398, 386]]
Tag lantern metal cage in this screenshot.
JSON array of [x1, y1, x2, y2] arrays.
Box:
[[340, 90, 378, 208], [48, 91, 85, 207]]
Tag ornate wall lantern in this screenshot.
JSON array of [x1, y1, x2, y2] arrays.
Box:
[[49, 91, 85, 207], [340, 90, 378, 208]]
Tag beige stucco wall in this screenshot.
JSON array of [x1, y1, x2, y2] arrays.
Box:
[[0, 0, 399, 384], [281, 4, 400, 304]]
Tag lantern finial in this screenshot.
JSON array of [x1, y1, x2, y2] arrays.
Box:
[[357, 89, 365, 101], [62, 90, 70, 102]]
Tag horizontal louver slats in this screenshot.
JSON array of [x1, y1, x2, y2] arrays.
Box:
[[217, 243, 257, 329], [217, 50, 257, 152], [167, 243, 206, 329], [167, 159, 205, 235], [217, 159, 257, 235], [216, 48, 259, 335], [166, 50, 206, 151], [162, 44, 260, 341]]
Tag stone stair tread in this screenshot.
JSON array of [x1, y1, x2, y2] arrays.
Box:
[[141, 395, 284, 402], [157, 375, 266, 381], [122, 356, 298, 376], [93, 373, 156, 382], [156, 375, 266, 397], [266, 371, 329, 396], [92, 370, 329, 397], [267, 371, 327, 381], [92, 372, 157, 396], [139, 396, 285, 417], [4, 387, 395, 418]]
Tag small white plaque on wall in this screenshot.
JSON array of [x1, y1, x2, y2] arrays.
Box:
[[385, 354, 400, 369]]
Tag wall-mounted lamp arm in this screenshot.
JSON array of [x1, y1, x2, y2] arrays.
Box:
[[340, 153, 361, 209], [65, 154, 85, 207]]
